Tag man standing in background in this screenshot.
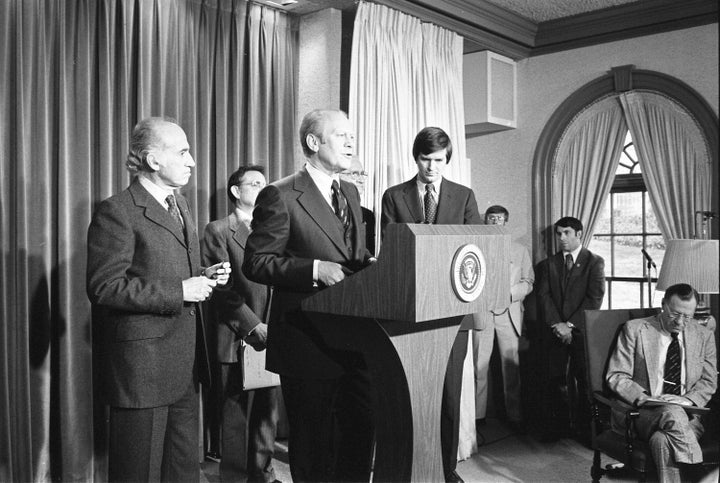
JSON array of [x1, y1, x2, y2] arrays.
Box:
[[380, 126, 482, 483], [87, 117, 230, 481], [473, 205, 534, 433], [202, 165, 281, 483], [537, 216, 605, 443], [340, 157, 375, 255]]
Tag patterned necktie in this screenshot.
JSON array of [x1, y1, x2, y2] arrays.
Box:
[[663, 332, 682, 395], [564, 253, 574, 279], [166, 194, 184, 228], [424, 184, 437, 224], [331, 180, 350, 231]]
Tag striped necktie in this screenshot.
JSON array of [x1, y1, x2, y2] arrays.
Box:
[[663, 332, 682, 395]]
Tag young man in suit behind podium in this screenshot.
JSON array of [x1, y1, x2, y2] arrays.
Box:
[[380, 126, 482, 483], [243, 110, 375, 482]]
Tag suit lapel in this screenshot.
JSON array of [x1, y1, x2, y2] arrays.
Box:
[[684, 323, 700, 385], [229, 212, 250, 249], [295, 169, 350, 259], [401, 178, 423, 223], [642, 317, 662, 394], [130, 179, 187, 247], [435, 179, 455, 224]]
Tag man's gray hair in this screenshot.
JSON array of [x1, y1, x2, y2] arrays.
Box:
[[126, 116, 179, 173]]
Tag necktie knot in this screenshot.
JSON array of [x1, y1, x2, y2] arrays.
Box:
[[166, 194, 184, 228], [424, 183, 437, 224]]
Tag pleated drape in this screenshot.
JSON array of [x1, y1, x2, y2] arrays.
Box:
[[552, 96, 628, 245], [348, 2, 469, 254], [620, 91, 712, 239], [0, 1, 296, 480]]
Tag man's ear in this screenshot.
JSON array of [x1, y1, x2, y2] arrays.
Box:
[[145, 152, 160, 171], [306, 133, 320, 153], [577, 229, 583, 239], [230, 185, 241, 201]]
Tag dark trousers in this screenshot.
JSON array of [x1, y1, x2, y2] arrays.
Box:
[[540, 326, 589, 437], [280, 370, 375, 482], [441, 330, 468, 478], [219, 363, 280, 483], [109, 379, 199, 482]]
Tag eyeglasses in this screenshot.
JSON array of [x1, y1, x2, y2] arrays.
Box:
[[667, 310, 693, 322], [340, 170, 368, 182], [486, 215, 506, 222], [239, 180, 266, 189]]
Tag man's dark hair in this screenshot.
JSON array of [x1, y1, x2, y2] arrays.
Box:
[[554, 216, 583, 233], [485, 205, 509, 221], [227, 165, 265, 201], [412, 127, 453, 163], [662, 283, 698, 304]]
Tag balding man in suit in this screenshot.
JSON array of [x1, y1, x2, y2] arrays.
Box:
[[87, 117, 229, 481], [243, 109, 375, 482]]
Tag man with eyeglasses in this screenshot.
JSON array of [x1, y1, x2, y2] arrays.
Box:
[[202, 165, 282, 483], [472, 205, 534, 434], [340, 157, 375, 254], [606, 283, 717, 483]]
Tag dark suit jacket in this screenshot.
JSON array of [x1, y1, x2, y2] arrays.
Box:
[[607, 315, 717, 407], [537, 247, 605, 327], [380, 176, 482, 240], [242, 167, 372, 379], [87, 177, 209, 408], [202, 212, 269, 364]]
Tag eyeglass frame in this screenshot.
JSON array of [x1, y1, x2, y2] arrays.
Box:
[[340, 170, 368, 181], [237, 180, 266, 189]]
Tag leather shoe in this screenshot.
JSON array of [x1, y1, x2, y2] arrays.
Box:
[[446, 470, 464, 483]]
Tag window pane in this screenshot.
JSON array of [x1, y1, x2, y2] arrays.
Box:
[[644, 235, 666, 277], [613, 192, 643, 233], [611, 281, 643, 309], [615, 235, 643, 277], [589, 236, 612, 276], [645, 192, 661, 233], [594, 199, 611, 234]]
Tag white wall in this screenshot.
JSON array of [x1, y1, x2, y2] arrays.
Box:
[[467, 23, 719, 252]]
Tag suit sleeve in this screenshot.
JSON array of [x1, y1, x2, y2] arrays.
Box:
[[511, 247, 534, 303], [463, 189, 482, 225], [202, 223, 262, 336], [242, 185, 314, 289], [536, 260, 562, 326], [86, 198, 184, 315], [684, 328, 717, 407], [380, 189, 398, 242], [606, 321, 647, 405]]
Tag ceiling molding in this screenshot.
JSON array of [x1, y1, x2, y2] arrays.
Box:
[[375, 0, 718, 59], [533, 0, 719, 56], [374, 0, 533, 59]]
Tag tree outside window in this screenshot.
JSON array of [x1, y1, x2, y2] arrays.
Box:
[[589, 131, 665, 309]]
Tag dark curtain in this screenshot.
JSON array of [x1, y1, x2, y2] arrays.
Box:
[[0, 0, 297, 480]]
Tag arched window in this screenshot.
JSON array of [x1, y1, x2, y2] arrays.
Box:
[[532, 67, 718, 309]]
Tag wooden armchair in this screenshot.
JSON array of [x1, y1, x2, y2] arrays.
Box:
[[581, 308, 719, 482]]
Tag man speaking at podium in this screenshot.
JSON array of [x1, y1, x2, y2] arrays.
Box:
[[243, 109, 374, 482], [380, 126, 482, 483]]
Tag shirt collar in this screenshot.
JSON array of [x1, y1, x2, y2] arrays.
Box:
[[416, 176, 442, 196], [563, 245, 582, 262], [306, 161, 339, 196], [138, 174, 175, 208]]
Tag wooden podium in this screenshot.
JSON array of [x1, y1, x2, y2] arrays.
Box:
[[302, 223, 510, 482]]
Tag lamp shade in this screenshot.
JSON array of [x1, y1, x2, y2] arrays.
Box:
[[656, 239, 719, 293]]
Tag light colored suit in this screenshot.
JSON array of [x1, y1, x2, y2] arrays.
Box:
[[606, 315, 717, 479], [472, 241, 534, 421]]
